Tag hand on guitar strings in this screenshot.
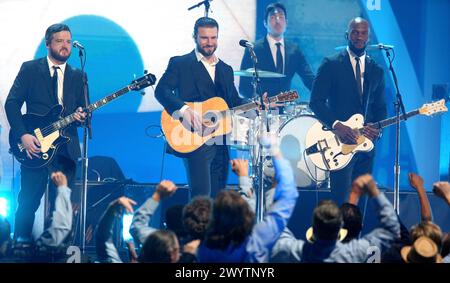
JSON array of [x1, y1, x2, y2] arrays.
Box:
[[362, 123, 381, 141], [74, 107, 87, 123], [333, 122, 359, 144], [21, 133, 41, 159], [182, 107, 203, 133]]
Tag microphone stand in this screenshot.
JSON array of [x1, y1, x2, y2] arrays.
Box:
[[188, 0, 211, 17], [77, 47, 92, 253], [247, 46, 266, 223], [384, 48, 406, 214]]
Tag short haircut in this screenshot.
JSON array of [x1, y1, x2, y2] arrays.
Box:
[[182, 196, 212, 240], [193, 17, 219, 38], [340, 203, 363, 242], [312, 200, 342, 241], [45, 23, 71, 45], [204, 190, 254, 250], [139, 230, 178, 263], [264, 2, 287, 23], [346, 17, 370, 34]]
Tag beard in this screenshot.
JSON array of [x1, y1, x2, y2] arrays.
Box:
[[348, 40, 367, 57], [50, 47, 70, 63], [197, 43, 217, 57]]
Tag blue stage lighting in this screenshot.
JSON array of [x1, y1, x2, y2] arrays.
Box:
[[0, 197, 9, 218], [122, 213, 134, 242]]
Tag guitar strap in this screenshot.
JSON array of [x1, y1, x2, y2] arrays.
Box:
[[363, 59, 372, 123]]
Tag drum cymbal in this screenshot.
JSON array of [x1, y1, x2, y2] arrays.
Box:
[[233, 68, 286, 78]]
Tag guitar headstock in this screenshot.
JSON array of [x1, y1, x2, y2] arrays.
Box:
[[419, 99, 448, 116], [270, 90, 299, 103], [130, 71, 157, 91]]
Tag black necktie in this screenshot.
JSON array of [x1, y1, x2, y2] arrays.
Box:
[[52, 66, 60, 104], [275, 42, 283, 74], [355, 56, 363, 98]]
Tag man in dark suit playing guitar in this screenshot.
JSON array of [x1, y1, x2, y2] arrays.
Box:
[[155, 17, 247, 199], [5, 23, 87, 243], [309, 17, 387, 205]]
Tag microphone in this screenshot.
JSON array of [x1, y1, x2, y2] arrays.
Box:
[[374, 43, 394, 50], [239, 40, 257, 64], [239, 39, 254, 49], [72, 41, 85, 50]]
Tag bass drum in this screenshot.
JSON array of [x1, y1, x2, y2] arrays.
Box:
[[264, 115, 328, 188]]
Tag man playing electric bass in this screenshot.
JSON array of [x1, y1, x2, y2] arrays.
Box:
[[5, 24, 87, 243]]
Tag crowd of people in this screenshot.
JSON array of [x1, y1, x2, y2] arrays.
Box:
[[1, 135, 449, 263]]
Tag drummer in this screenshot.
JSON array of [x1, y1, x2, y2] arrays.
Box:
[[238, 2, 315, 113]]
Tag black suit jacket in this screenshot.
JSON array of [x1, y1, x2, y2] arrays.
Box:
[[239, 36, 315, 98], [309, 50, 387, 129], [156, 50, 245, 115], [155, 50, 246, 156], [5, 57, 87, 161]]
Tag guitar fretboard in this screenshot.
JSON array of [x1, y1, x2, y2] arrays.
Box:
[[218, 95, 291, 116], [376, 109, 420, 129], [50, 86, 132, 131]]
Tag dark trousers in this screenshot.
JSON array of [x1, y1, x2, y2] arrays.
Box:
[[14, 146, 76, 241], [329, 151, 375, 205], [183, 145, 229, 199]]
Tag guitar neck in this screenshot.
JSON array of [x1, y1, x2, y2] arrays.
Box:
[[53, 85, 132, 131], [376, 109, 420, 129], [224, 95, 288, 114]]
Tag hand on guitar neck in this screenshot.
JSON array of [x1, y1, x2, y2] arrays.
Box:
[[334, 122, 380, 144], [73, 106, 87, 123]]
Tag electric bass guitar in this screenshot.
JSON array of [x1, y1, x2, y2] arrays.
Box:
[[305, 99, 448, 171], [161, 90, 298, 154], [9, 72, 156, 168]]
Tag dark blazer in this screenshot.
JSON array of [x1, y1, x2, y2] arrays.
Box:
[[5, 57, 86, 161], [155, 50, 246, 156], [309, 50, 387, 129], [156, 50, 245, 115], [239, 36, 315, 98]]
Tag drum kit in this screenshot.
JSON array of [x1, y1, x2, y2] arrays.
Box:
[[231, 69, 329, 190]]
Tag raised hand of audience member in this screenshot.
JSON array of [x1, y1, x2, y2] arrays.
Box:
[[408, 173, 425, 191], [352, 174, 380, 197], [231, 159, 249, 177], [433, 181, 450, 206], [348, 178, 365, 204], [183, 239, 201, 255], [111, 197, 137, 215], [408, 172, 432, 221], [51, 171, 68, 188], [153, 180, 177, 201]]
